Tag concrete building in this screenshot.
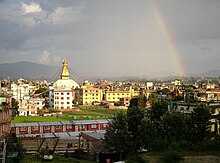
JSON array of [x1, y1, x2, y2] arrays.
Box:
[[75, 86, 103, 105], [10, 78, 38, 108], [50, 58, 79, 110], [0, 88, 13, 140], [105, 86, 140, 103]]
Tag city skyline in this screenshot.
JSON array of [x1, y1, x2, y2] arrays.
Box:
[[0, 0, 220, 77]]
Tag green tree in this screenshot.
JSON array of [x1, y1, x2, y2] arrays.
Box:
[[127, 106, 144, 152], [12, 98, 19, 117], [161, 88, 170, 95], [161, 111, 187, 144], [34, 88, 48, 98], [151, 99, 168, 122], [129, 95, 147, 109], [148, 92, 158, 106], [138, 117, 155, 150], [5, 133, 26, 161], [188, 103, 211, 149], [104, 111, 129, 155]]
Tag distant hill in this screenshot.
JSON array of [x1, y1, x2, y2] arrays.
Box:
[[0, 62, 60, 81], [199, 70, 220, 78], [0, 61, 220, 81]]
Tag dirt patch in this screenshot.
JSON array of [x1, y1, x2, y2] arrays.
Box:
[[182, 156, 220, 163], [143, 155, 220, 163]]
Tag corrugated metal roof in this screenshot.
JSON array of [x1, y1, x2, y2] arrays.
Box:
[[38, 122, 62, 126], [68, 131, 80, 137], [13, 122, 39, 127], [96, 119, 109, 124], [54, 132, 70, 138], [16, 133, 56, 138], [41, 133, 56, 138], [81, 131, 105, 140], [72, 120, 99, 125], [60, 121, 73, 125]]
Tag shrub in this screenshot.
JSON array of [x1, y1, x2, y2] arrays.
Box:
[[161, 151, 183, 163]]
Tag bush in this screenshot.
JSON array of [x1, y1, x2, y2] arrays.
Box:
[[150, 138, 168, 151], [126, 154, 147, 163], [202, 140, 220, 152], [161, 151, 183, 163]]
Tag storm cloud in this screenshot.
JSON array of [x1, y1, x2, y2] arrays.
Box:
[[0, 0, 219, 77]]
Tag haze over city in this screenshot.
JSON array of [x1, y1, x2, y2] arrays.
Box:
[[0, 0, 220, 78]]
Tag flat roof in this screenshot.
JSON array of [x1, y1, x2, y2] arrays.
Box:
[[13, 122, 39, 127], [72, 120, 99, 125], [38, 122, 62, 126]]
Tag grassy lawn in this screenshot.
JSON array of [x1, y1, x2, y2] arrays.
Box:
[[12, 116, 67, 123], [13, 106, 127, 123]]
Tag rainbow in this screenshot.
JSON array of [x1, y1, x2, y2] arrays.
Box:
[[149, 0, 186, 76]]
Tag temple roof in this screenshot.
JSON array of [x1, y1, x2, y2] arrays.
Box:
[[61, 58, 70, 80]]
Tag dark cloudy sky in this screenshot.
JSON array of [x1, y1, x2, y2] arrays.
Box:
[[0, 0, 220, 77]]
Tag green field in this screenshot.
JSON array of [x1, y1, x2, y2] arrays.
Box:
[[13, 106, 127, 123]]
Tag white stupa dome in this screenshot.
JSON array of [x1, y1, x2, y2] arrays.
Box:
[[53, 58, 79, 90]]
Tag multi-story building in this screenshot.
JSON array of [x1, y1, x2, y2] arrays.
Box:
[[0, 88, 13, 140], [75, 86, 103, 105], [10, 78, 38, 108], [105, 86, 140, 103], [49, 58, 79, 110]]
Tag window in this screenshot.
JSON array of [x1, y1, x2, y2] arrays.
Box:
[[32, 126, 38, 130], [67, 93, 70, 95], [67, 125, 72, 129], [91, 124, 97, 128], [21, 127, 26, 131], [61, 97, 64, 100], [103, 124, 108, 128], [67, 102, 70, 104], [56, 125, 62, 129], [61, 93, 64, 95], [67, 97, 70, 100], [44, 126, 50, 130], [61, 102, 64, 104]]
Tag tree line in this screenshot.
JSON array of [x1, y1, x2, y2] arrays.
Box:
[[104, 94, 213, 157]]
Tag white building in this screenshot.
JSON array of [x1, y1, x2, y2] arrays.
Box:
[[50, 58, 79, 110], [10, 78, 38, 108]]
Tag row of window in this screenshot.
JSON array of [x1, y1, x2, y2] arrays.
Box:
[[54, 92, 71, 95], [54, 97, 71, 100], [84, 90, 99, 93], [85, 97, 99, 100], [85, 94, 99, 96], [55, 106, 71, 109], [54, 102, 71, 105], [107, 93, 130, 96]]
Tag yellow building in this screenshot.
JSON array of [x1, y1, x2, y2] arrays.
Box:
[[75, 86, 103, 105], [105, 86, 140, 103]]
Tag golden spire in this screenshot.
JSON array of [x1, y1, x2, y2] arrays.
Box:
[[61, 58, 70, 80]]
